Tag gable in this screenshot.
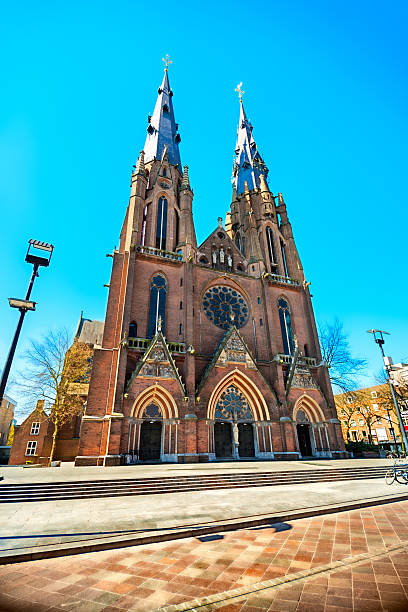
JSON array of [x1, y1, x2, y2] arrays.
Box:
[[196, 327, 257, 396], [197, 225, 245, 271], [126, 333, 185, 393]]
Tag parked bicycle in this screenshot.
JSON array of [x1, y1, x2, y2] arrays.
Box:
[[385, 459, 408, 485]]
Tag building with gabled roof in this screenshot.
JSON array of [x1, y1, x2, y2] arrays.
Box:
[[75, 64, 346, 466]]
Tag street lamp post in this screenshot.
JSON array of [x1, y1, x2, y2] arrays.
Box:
[[0, 240, 54, 403], [367, 329, 408, 452]]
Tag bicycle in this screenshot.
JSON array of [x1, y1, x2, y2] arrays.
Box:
[[385, 459, 408, 485]]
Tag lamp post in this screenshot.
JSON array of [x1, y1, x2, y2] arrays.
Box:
[[0, 240, 54, 403], [367, 329, 408, 452]]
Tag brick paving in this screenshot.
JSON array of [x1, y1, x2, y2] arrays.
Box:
[[0, 501, 408, 611]]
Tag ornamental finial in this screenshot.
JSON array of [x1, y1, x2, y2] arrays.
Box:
[[162, 54, 172, 71], [235, 82, 245, 102]]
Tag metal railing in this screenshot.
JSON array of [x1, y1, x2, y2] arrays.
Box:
[[136, 245, 182, 262]]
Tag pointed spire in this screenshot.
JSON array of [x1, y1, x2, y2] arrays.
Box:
[[135, 150, 145, 176], [232, 84, 269, 195], [180, 164, 191, 190], [144, 60, 181, 167]]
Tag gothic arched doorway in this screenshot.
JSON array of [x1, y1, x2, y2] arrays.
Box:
[[139, 404, 162, 461], [214, 385, 255, 459], [296, 409, 313, 457]]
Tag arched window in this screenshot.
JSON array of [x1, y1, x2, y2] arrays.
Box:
[[236, 232, 242, 253], [129, 321, 137, 338], [278, 298, 294, 355], [147, 275, 167, 337], [156, 197, 168, 250], [266, 227, 276, 266], [162, 168, 167, 177]]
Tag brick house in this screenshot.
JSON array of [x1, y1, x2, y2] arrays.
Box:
[[75, 66, 346, 466], [335, 384, 408, 450], [9, 315, 103, 465]]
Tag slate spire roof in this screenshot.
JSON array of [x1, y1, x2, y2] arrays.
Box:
[[144, 68, 181, 167], [232, 97, 269, 195]]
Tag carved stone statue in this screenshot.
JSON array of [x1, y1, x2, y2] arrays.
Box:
[[233, 422, 239, 445], [212, 250, 217, 266], [219, 248, 225, 264], [227, 254, 232, 269]]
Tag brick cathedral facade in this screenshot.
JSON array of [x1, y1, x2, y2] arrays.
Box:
[[75, 67, 346, 466]]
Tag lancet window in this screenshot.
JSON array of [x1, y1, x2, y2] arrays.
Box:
[[156, 197, 168, 250], [278, 298, 294, 355], [266, 226, 276, 266], [147, 275, 167, 338]]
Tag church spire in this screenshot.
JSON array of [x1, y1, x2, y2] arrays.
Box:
[[232, 83, 269, 195], [144, 57, 181, 168]]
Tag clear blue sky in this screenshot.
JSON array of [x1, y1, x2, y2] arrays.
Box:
[[1, 0, 407, 419]]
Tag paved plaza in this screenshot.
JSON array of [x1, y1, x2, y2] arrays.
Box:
[[1, 499, 408, 611]]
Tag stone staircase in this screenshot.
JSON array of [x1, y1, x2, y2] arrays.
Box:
[[0, 465, 389, 503]]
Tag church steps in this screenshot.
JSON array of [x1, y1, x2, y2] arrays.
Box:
[[0, 466, 388, 502]]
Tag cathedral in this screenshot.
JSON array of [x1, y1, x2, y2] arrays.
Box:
[[75, 62, 346, 466]]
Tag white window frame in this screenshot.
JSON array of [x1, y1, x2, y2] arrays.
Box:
[[30, 422, 40, 435], [26, 441, 37, 456], [371, 391, 378, 399]]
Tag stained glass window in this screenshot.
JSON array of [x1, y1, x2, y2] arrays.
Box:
[[278, 298, 294, 355], [202, 286, 249, 330], [215, 385, 253, 421], [147, 275, 167, 338]]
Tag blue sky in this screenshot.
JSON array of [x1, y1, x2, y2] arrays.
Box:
[[1, 0, 407, 418]]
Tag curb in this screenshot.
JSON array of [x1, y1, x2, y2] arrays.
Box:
[[1, 491, 408, 565]]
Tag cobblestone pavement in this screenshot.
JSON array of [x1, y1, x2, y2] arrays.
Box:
[[0, 500, 408, 611]]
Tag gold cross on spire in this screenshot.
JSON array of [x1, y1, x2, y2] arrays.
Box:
[[235, 82, 245, 101], [162, 54, 172, 71]]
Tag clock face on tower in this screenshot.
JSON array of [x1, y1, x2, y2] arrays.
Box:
[[202, 286, 249, 330]]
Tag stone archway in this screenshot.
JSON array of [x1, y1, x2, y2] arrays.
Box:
[[138, 404, 163, 461], [293, 395, 331, 458], [212, 383, 256, 459]]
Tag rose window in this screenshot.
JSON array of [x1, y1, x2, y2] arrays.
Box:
[[215, 385, 253, 421], [202, 286, 249, 330]]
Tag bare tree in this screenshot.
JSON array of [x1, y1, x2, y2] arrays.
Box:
[[319, 318, 367, 393], [19, 329, 92, 465]]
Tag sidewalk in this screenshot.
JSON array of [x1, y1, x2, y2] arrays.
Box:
[[1, 476, 407, 562], [1, 498, 408, 611]]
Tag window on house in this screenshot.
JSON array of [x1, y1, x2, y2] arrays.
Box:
[[359, 419, 364, 426], [147, 275, 167, 338], [278, 298, 294, 355], [30, 422, 40, 435], [371, 391, 378, 399], [257, 297, 261, 304], [156, 197, 168, 250], [351, 420, 356, 426], [179, 324, 182, 335], [362, 431, 367, 437], [180, 301, 183, 310], [260, 318, 263, 326], [162, 168, 167, 177], [346, 396, 353, 404], [351, 431, 358, 441], [180, 278, 183, 286], [26, 441, 37, 456]]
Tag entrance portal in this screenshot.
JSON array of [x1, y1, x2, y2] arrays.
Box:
[[214, 422, 233, 458], [238, 423, 255, 457], [139, 421, 162, 460], [297, 423, 313, 457]]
